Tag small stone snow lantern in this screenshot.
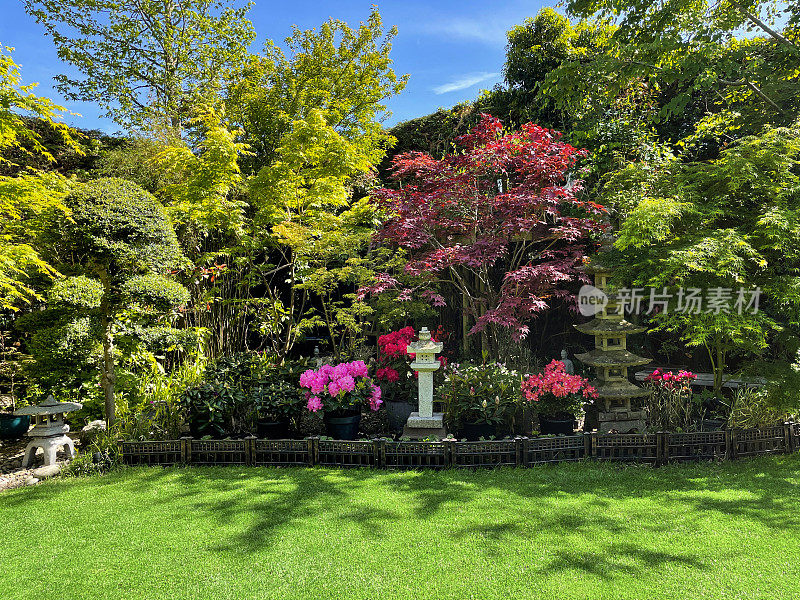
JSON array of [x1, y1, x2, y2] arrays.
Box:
[[404, 327, 446, 438], [14, 395, 82, 467]]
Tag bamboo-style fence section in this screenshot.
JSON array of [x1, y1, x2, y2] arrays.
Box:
[[120, 422, 800, 469]]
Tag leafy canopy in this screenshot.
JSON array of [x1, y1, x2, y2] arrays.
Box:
[[368, 114, 605, 354], [24, 0, 256, 132]]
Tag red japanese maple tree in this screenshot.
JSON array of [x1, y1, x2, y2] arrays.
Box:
[[364, 114, 606, 355]]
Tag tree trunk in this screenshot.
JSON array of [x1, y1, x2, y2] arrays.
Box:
[[99, 270, 116, 426]]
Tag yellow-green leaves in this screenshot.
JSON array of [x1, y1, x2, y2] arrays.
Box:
[[615, 197, 693, 250], [0, 170, 74, 309], [250, 109, 372, 223], [154, 107, 250, 237], [0, 46, 80, 166]]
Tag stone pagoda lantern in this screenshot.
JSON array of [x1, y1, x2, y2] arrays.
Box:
[[15, 395, 82, 467], [575, 232, 650, 434], [403, 327, 446, 439]]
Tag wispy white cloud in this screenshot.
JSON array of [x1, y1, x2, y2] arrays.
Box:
[[433, 71, 500, 95], [425, 18, 511, 46]]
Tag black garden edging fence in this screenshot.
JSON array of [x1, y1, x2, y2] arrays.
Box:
[[120, 422, 800, 469]]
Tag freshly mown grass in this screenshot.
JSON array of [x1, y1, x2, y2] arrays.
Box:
[[2, 456, 799, 600]]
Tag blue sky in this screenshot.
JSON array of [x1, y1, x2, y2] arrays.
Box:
[[1, 0, 549, 134]]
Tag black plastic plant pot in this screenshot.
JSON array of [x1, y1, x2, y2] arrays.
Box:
[[459, 421, 498, 441], [384, 399, 415, 433], [0, 414, 30, 440], [700, 418, 726, 432], [539, 415, 576, 436], [323, 412, 362, 440], [256, 419, 291, 439]]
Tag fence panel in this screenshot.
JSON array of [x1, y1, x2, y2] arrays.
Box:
[[190, 439, 247, 465], [118, 423, 798, 469], [384, 440, 448, 469], [121, 441, 181, 466], [253, 439, 313, 467], [666, 431, 727, 462], [317, 440, 377, 467], [452, 440, 517, 468], [735, 426, 787, 458], [527, 435, 586, 464], [594, 433, 658, 463]]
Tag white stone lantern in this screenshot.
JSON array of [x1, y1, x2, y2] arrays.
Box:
[[404, 327, 446, 438], [15, 395, 82, 467]]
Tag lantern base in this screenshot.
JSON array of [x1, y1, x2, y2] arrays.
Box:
[[597, 410, 647, 434], [22, 434, 75, 468], [403, 412, 446, 440]]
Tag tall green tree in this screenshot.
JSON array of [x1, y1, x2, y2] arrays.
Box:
[[561, 0, 800, 140], [249, 109, 379, 358], [0, 46, 81, 310], [49, 178, 188, 424], [24, 0, 256, 132], [607, 124, 800, 388], [228, 6, 408, 174]]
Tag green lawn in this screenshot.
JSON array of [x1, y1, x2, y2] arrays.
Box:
[[2, 456, 799, 600]]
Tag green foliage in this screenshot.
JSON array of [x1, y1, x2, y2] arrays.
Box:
[[23, 315, 100, 388], [561, 0, 800, 141], [439, 362, 522, 429], [606, 124, 800, 387], [121, 274, 190, 312], [728, 386, 787, 429], [228, 6, 407, 173], [178, 353, 312, 436], [118, 359, 205, 440], [179, 381, 249, 437], [48, 276, 104, 309], [153, 107, 250, 237], [0, 167, 74, 310], [644, 380, 698, 432], [38, 177, 191, 425], [64, 177, 184, 275], [62, 426, 119, 477], [96, 137, 175, 194], [250, 110, 392, 357], [0, 46, 80, 165], [24, 0, 256, 132]]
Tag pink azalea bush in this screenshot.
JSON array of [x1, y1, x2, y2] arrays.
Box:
[[521, 360, 597, 418], [299, 361, 382, 415]]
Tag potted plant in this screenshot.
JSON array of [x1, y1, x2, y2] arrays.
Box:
[[0, 401, 30, 439], [250, 358, 313, 438], [300, 360, 382, 439], [439, 362, 521, 440], [179, 382, 248, 438], [522, 360, 597, 435], [374, 326, 417, 432], [252, 380, 304, 439], [0, 341, 29, 440]]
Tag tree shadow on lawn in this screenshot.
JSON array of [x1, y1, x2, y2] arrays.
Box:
[[3, 455, 798, 578], [541, 545, 707, 580], [188, 456, 800, 559]]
